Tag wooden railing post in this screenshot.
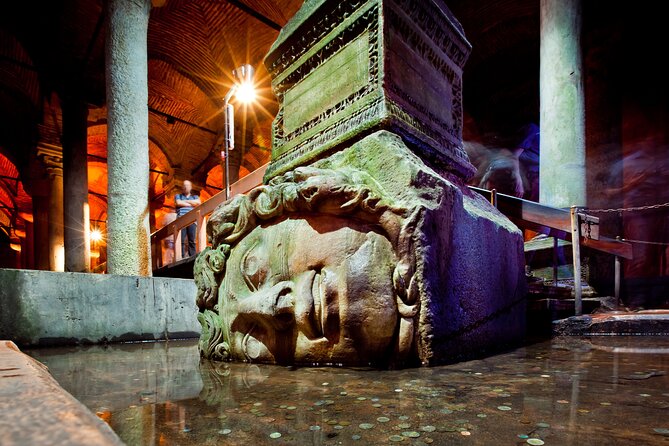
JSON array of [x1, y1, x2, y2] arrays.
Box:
[[174, 225, 182, 262], [196, 211, 208, 254], [570, 206, 582, 316]]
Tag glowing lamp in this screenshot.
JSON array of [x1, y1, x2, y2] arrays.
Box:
[[90, 228, 103, 242]]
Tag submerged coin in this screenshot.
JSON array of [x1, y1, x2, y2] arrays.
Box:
[[653, 428, 669, 435], [359, 423, 375, 430], [421, 426, 436, 432], [402, 431, 421, 438], [536, 422, 550, 428], [497, 406, 512, 411], [377, 417, 390, 423], [218, 429, 232, 435], [269, 432, 282, 439], [389, 435, 405, 442], [527, 439, 544, 445]]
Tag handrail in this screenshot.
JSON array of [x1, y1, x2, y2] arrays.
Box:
[[151, 170, 633, 315], [468, 186, 633, 259], [150, 164, 268, 270], [469, 186, 633, 315]]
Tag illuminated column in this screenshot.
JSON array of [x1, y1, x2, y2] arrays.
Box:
[[38, 146, 65, 271], [539, 0, 586, 207], [62, 97, 91, 272], [105, 0, 152, 276]]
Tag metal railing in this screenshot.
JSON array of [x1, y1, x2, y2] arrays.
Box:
[[150, 164, 268, 271]]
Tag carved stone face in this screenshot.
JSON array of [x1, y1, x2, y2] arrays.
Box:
[[218, 215, 398, 365]]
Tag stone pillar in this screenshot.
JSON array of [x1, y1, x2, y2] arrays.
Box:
[[38, 147, 65, 271], [539, 0, 586, 208], [105, 0, 152, 276], [62, 98, 91, 272], [32, 191, 50, 270]]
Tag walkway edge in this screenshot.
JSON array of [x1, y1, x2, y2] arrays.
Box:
[[0, 340, 124, 445]]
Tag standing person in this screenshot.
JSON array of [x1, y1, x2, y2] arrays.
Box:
[[175, 180, 201, 257]]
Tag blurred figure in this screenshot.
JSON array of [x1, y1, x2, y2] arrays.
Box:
[[516, 123, 540, 202], [606, 140, 669, 309], [464, 124, 540, 200]]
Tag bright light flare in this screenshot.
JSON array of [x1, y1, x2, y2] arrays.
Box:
[[235, 82, 256, 104], [90, 229, 103, 242]]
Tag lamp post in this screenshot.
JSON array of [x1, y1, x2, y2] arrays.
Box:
[[223, 64, 256, 199]]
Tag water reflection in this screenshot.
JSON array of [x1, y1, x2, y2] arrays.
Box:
[[28, 338, 669, 445]]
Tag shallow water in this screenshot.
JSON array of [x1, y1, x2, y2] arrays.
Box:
[[28, 337, 669, 445]]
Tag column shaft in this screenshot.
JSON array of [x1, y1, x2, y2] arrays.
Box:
[[539, 0, 586, 208], [105, 0, 152, 276], [62, 98, 91, 272], [47, 168, 64, 271]]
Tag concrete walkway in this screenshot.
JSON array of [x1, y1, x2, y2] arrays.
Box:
[[0, 341, 123, 445]]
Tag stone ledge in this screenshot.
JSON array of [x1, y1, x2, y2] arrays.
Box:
[[0, 340, 124, 446], [553, 310, 669, 336], [0, 269, 200, 347]]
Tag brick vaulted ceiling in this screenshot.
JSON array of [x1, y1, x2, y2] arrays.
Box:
[[0, 0, 303, 170], [0, 0, 540, 227], [0, 0, 303, 227], [146, 0, 303, 177]]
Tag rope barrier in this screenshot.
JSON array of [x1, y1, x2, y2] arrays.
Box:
[[621, 238, 669, 246], [587, 202, 669, 214]]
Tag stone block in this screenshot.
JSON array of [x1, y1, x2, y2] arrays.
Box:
[[264, 0, 474, 181], [0, 269, 200, 346]]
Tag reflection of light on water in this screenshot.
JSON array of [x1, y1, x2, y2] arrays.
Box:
[[592, 346, 669, 354], [27, 338, 669, 444]]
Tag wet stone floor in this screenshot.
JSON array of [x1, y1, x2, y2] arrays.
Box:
[[28, 337, 669, 445]]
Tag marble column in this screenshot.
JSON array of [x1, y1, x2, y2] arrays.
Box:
[[105, 0, 152, 276], [62, 98, 91, 272], [38, 148, 65, 271], [539, 0, 586, 208]]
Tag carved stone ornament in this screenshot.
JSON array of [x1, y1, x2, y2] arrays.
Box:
[[263, 0, 475, 181], [195, 0, 526, 367], [195, 166, 420, 366]]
